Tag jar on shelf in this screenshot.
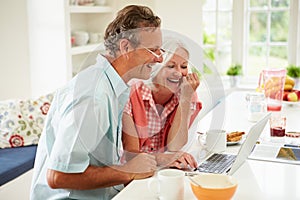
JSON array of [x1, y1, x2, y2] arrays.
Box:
[[71, 0, 95, 6]]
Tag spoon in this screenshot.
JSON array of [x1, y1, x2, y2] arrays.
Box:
[[188, 176, 202, 187]]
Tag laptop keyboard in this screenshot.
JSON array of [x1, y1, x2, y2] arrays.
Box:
[[196, 153, 237, 174]]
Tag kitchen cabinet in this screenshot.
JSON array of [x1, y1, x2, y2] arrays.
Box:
[[66, 0, 116, 76]]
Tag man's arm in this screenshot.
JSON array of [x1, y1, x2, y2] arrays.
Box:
[[47, 153, 156, 190], [167, 73, 200, 151]]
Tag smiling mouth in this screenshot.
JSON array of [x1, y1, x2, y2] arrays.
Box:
[[167, 78, 180, 83]]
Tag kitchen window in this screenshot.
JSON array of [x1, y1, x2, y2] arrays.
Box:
[[202, 0, 299, 79]]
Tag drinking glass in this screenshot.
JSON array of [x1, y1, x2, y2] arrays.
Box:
[[269, 113, 286, 143]]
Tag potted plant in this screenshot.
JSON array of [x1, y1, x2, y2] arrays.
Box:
[[286, 64, 300, 89], [226, 64, 243, 87]]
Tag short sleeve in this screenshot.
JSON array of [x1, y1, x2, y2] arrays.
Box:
[[48, 97, 109, 173]]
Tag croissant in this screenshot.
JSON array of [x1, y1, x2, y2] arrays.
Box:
[[227, 131, 245, 142]]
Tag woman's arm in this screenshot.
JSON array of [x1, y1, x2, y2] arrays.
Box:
[[122, 113, 142, 161], [167, 73, 200, 151], [166, 99, 192, 151]]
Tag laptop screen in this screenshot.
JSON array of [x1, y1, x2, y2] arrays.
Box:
[[228, 113, 271, 175]]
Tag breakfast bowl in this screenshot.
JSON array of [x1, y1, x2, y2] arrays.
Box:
[[189, 173, 238, 200]]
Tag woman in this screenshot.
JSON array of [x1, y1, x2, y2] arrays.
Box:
[[122, 38, 202, 169]]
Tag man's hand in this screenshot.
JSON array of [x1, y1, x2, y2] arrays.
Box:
[[120, 153, 157, 180]]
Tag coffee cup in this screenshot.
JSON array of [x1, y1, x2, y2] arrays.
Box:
[[148, 169, 184, 200], [205, 129, 226, 153]]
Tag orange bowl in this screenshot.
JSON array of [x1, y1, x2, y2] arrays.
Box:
[[190, 173, 238, 200]]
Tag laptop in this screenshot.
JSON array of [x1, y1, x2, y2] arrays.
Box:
[[194, 112, 271, 175]]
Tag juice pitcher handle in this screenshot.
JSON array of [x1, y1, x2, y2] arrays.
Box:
[[256, 71, 264, 92]]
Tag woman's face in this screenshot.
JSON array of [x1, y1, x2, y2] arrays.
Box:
[[154, 47, 189, 93]]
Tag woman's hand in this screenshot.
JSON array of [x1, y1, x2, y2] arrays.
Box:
[[156, 151, 198, 169], [169, 151, 198, 169], [180, 72, 200, 100]]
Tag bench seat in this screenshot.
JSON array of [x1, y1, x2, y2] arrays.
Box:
[[0, 145, 37, 186]]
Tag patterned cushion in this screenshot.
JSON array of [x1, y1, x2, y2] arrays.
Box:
[[0, 93, 54, 148]]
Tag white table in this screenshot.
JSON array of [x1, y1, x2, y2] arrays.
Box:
[[113, 91, 300, 200]]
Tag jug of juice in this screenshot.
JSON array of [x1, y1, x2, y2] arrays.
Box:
[[258, 68, 286, 112]]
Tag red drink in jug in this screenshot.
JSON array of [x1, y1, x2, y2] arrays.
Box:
[[267, 104, 282, 112]]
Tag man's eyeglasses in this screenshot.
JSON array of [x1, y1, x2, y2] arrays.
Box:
[[142, 46, 165, 58]]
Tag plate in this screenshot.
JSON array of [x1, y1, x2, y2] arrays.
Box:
[[226, 141, 241, 146], [226, 131, 245, 146]]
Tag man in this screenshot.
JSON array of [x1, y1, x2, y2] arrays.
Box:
[[30, 5, 163, 200]]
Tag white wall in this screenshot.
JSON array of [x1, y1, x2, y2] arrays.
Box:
[[155, 0, 202, 45], [27, 0, 69, 98], [116, 0, 155, 8], [0, 0, 31, 100]]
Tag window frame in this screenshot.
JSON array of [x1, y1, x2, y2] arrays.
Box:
[[232, 0, 300, 78], [202, 0, 233, 74], [202, 0, 300, 82]]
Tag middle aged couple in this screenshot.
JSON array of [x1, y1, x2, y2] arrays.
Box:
[[30, 4, 202, 200]]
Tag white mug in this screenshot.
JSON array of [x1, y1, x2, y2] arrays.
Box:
[[206, 129, 226, 153], [89, 32, 103, 44], [148, 169, 184, 200]]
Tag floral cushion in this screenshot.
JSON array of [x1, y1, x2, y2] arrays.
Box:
[[0, 93, 54, 148]]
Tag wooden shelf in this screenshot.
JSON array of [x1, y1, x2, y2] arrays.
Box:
[[69, 6, 112, 13], [71, 43, 105, 55]]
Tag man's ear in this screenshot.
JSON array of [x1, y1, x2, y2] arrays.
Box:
[[119, 39, 130, 54]]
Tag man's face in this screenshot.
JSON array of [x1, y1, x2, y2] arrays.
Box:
[[126, 28, 163, 80]]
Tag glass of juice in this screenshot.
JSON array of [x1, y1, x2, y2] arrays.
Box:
[[270, 113, 286, 138]]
